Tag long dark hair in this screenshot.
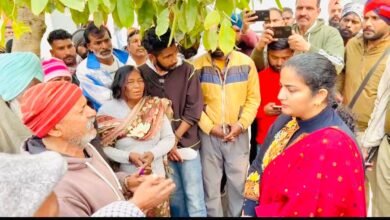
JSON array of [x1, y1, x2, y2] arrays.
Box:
[[111, 65, 145, 100], [283, 53, 355, 131]]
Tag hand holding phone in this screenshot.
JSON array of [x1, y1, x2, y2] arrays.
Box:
[[252, 10, 270, 22]]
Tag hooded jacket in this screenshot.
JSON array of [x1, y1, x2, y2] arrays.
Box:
[[251, 19, 345, 73], [23, 137, 126, 217]]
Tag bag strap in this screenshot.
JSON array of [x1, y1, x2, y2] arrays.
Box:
[[348, 47, 390, 109]]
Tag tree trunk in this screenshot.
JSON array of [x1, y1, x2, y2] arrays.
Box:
[[12, 6, 46, 56]]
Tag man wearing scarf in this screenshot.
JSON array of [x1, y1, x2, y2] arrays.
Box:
[[0, 52, 43, 153], [340, 0, 390, 215]]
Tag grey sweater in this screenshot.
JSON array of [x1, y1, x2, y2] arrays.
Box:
[[97, 99, 175, 176]]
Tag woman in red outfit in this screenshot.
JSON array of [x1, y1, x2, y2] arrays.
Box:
[[242, 53, 366, 217]]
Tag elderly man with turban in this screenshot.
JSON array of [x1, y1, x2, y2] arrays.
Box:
[[0, 52, 43, 153], [20, 81, 175, 216], [339, 0, 390, 216], [338, 2, 364, 45]]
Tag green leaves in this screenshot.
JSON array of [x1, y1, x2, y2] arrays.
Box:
[[70, 7, 89, 25], [204, 10, 220, 30], [184, 0, 197, 31], [31, 0, 48, 15], [237, 0, 250, 10], [0, 0, 285, 56], [275, 0, 283, 11], [59, 0, 85, 12], [156, 8, 170, 36], [117, 0, 134, 28], [137, 0, 155, 31], [218, 17, 236, 55], [216, 0, 234, 17], [88, 0, 99, 14], [203, 28, 218, 51]]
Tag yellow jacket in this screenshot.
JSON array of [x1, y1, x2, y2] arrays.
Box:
[[192, 51, 260, 134]]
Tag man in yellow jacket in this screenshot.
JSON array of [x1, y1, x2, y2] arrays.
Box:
[[192, 48, 260, 217]]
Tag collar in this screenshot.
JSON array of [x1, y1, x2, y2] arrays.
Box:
[[296, 106, 333, 130], [206, 52, 233, 69], [145, 56, 183, 75], [86, 48, 129, 70], [295, 20, 319, 36]]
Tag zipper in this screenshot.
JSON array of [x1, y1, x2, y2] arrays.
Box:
[[211, 55, 231, 133]]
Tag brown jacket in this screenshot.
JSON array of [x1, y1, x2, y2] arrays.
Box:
[[342, 34, 390, 132]]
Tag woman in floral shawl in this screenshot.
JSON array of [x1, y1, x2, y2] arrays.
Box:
[[97, 65, 175, 216], [241, 53, 366, 217]]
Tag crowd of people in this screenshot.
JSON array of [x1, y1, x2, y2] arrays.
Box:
[[0, 0, 389, 217]]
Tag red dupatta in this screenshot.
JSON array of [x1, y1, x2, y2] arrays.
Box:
[[255, 127, 366, 217]]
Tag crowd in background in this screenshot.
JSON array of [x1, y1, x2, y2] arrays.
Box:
[[0, 0, 389, 217]]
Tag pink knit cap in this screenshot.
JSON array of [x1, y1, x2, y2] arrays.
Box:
[[41, 58, 72, 83]]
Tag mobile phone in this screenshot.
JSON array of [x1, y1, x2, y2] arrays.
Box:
[[273, 105, 282, 110], [252, 10, 270, 22], [138, 163, 147, 175], [271, 26, 292, 38]]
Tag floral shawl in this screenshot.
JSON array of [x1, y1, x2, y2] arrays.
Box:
[[96, 96, 173, 146]]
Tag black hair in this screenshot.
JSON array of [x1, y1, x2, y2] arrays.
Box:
[[142, 27, 175, 55], [111, 65, 144, 100], [283, 53, 355, 131], [127, 29, 140, 42], [268, 38, 291, 51], [47, 29, 72, 45], [83, 22, 112, 44], [5, 39, 12, 53], [283, 7, 293, 14]]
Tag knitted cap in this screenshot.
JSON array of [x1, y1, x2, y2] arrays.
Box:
[[21, 81, 82, 138], [42, 58, 72, 82]]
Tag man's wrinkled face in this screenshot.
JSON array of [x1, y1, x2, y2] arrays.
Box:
[[363, 11, 390, 41], [339, 13, 362, 40], [264, 9, 285, 28], [55, 96, 97, 149], [329, 3, 343, 28], [295, 0, 321, 29], [50, 39, 77, 66], [87, 31, 113, 60], [127, 34, 147, 58], [283, 11, 295, 26]]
